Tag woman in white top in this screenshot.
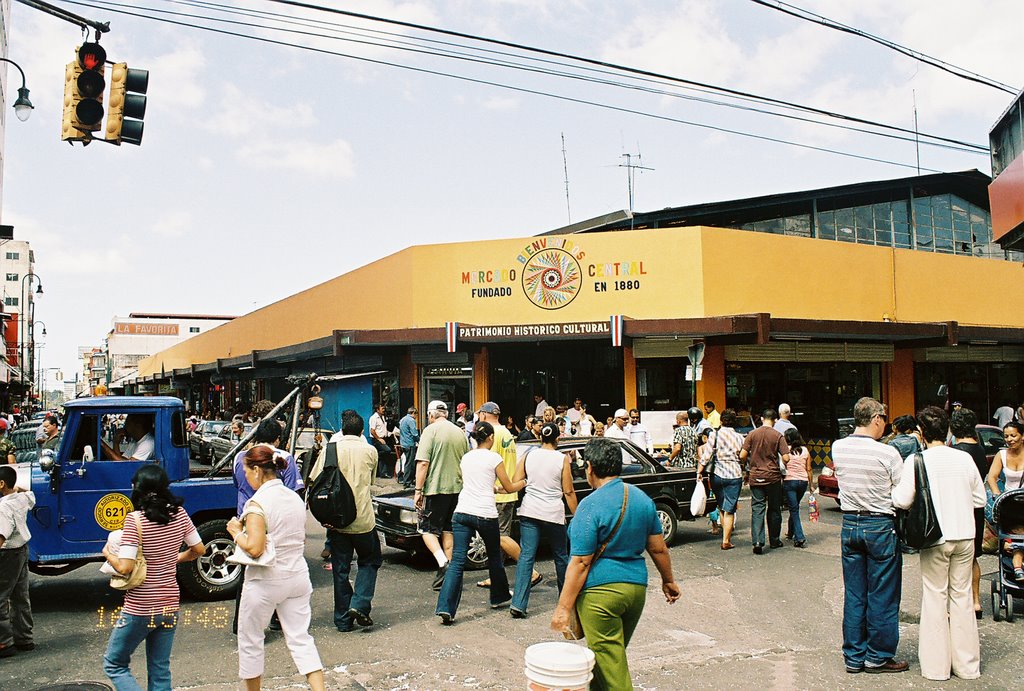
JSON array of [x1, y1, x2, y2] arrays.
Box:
[[509, 423, 579, 617], [892, 407, 986, 681], [435, 421, 525, 625], [228, 445, 325, 691], [986, 420, 1024, 497]]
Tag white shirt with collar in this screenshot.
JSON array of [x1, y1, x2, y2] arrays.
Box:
[[604, 424, 629, 440], [0, 491, 35, 549], [626, 423, 653, 454], [368, 412, 388, 442], [124, 432, 155, 460], [535, 399, 549, 417]]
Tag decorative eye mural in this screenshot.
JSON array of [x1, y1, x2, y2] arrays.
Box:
[[521, 248, 582, 310]]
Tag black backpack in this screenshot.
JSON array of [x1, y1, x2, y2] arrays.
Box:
[[307, 442, 358, 530]]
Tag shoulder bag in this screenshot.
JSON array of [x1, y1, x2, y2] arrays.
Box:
[[702, 430, 719, 478], [227, 504, 277, 567], [895, 452, 943, 550], [564, 486, 630, 641], [110, 512, 148, 591]]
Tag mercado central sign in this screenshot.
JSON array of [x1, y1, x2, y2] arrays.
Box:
[[459, 235, 649, 311]]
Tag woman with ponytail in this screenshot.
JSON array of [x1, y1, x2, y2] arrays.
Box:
[[102, 465, 206, 691], [228, 445, 325, 690]]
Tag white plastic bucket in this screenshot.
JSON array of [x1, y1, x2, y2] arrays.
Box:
[[524, 641, 595, 690]]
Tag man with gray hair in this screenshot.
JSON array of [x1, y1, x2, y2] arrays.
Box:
[[414, 401, 469, 590], [830, 396, 907, 675], [774, 404, 797, 435]]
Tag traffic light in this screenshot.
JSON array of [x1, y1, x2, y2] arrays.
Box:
[[61, 42, 106, 142], [106, 62, 148, 146]]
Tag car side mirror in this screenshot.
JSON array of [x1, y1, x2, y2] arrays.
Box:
[[39, 449, 56, 472]]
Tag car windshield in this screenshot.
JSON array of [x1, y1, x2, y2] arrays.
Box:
[[977, 426, 1005, 452], [207, 421, 229, 435]]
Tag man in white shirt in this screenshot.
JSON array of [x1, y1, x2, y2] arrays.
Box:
[[566, 398, 583, 427], [626, 408, 653, 454], [604, 409, 630, 440], [774, 404, 797, 435], [0, 465, 35, 655], [368, 403, 394, 478], [533, 393, 549, 418], [101, 415, 155, 461], [993, 404, 1015, 428]]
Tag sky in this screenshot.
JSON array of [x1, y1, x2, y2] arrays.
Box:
[[2, 0, 1022, 390]]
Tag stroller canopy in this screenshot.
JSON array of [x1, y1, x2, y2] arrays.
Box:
[[992, 487, 1024, 530]]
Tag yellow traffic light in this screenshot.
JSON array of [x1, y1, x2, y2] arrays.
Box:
[[60, 42, 107, 143], [105, 62, 148, 146]]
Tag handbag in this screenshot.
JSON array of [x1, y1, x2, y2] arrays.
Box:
[[702, 431, 719, 478], [227, 507, 277, 567], [895, 452, 943, 550], [110, 513, 148, 591], [564, 487, 630, 641]]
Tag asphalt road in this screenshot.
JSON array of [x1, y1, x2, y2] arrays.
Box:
[[3, 486, 1021, 690]]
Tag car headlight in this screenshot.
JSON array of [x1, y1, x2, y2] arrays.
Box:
[[399, 509, 417, 525]]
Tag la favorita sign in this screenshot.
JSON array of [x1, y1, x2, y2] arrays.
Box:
[[114, 323, 179, 336]]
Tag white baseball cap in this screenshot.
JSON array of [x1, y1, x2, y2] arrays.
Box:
[[427, 400, 448, 413], [614, 408, 628, 419]]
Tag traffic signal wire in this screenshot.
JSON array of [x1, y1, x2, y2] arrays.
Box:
[[63, 0, 968, 172], [130, 0, 985, 156], [747, 0, 1019, 95]]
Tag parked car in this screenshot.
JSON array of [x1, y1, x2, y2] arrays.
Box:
[[10, 426, 41, 464], [373, 436, 716, 569], [291, 426, 335, 475], [818, 423, 1004, 504], [189, 420, 231, 463], [207, 423, 253, 465]]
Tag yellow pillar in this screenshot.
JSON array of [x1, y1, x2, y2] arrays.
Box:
[[623, 344, 637, 410], [883, 349, 915, 418], [696, 344, 726, 410], [473, 346, 490, 408]]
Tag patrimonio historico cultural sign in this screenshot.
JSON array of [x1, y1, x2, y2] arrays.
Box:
[[460, 236, 648, 309]]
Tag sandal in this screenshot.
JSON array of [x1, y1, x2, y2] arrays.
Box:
[[720, 542, 735, 550]]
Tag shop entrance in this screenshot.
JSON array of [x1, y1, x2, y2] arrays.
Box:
[[914, 362, 1023, 422], [488, 342, 624, 428], [725, 361, 881, 440], [420, 366, 474, 419]]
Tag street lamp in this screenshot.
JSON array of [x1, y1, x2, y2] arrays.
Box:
[[20, 272, 43, 410], [0, 58, 34, 122]]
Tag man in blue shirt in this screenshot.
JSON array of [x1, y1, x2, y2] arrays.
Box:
[[398, 407, 420, 488]]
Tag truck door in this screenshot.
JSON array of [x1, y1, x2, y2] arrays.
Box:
[[59, 412, 152, 543]]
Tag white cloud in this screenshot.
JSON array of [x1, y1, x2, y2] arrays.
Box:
[[481, 95, 519, 111], [150, 211, 192, 239], [235, 138, 355, 178], [205, 84, 317, 138], [148, 42, 208, 111]]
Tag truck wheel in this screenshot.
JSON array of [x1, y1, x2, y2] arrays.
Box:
[[178, 519, 242, 601], [656, 503, 678, 545], [466, 531, 488, 571]]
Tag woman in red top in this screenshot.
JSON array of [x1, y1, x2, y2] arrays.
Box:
[[102, 465, 206, 691]]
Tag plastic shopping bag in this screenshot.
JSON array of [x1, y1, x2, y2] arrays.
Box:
[[690, 480, 707, 516]]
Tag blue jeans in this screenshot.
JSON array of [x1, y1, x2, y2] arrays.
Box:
[[511, 516, 568, 614], [783, 480, 808, 542], [749, 481, 783, 546], [840, 515, 902, 668], [328, 530, 383, 631], [103, 611, 178, 691], [436, 512, 509, 618]]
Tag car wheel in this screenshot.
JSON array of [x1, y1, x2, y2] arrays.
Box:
[[466, 531, 488, 571], [177, 519, 243, 601], [655, 503, 678, 545], [992, 580, 1002, 622]]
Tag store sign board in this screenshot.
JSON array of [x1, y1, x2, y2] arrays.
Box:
[[114, 322, 179, 336], [459, 321, 611, 340], [460, 236, 649, 311]]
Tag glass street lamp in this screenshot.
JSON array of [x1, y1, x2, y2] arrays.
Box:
[[0, 58, 34, 121]]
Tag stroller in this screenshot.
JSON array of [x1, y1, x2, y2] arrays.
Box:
[[990, 487, 1024, 622]]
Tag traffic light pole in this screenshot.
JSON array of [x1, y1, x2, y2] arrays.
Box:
[[14, 0, 109, 36]]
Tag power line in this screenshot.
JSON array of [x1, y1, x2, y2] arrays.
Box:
[[748, 0, 1018, 95], [253, 0, 987, 150], [101, 0, 984, 154], [62, 0, 954, 172]]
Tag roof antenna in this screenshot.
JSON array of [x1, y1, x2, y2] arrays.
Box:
[[561, 132, 572, 224], [913, 90, 921, 175], [619, 146, 653, 229]]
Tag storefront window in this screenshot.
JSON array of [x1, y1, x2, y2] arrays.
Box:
[[637, 358, 693, 411], [914, 362, 1024, 423], [725, 362, 880, 439], [421, 367, 473, 419]]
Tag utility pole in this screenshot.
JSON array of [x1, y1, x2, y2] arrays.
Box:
[[912, 90, 921, 175]]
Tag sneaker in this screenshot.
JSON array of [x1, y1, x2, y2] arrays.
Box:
[[769, 541, 784, 549], [14, 643, 34, 652], [267, 614, 282, 632], [1014, 567, 1024, 582], [794, 540, 806, 548], [864, 659, 909, 674], [510, 607, 527, 619], [432, 565, 448, 591], [438, 612, 454, 626], [491, 592, 514, 609], [752, 545, 764, 555], [845, 665, 863, 674], [0, 645, 15, 659], [347, 608, 373, 628]]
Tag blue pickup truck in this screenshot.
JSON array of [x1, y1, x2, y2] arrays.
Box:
[[27, 396, 242, 599]]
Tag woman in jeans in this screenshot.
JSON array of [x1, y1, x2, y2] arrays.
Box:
[[102, 465, 206, 691], [509, 423, 578, 618], [782, 428, 813, 548], [436, 421, 525, 624], [892, 406, 986, 681], [229, 445, 325, 690], [551, 438, 680, 690], [697, 409, 745, 550]]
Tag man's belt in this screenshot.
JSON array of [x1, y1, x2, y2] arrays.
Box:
[[842, 510, 894, 518]]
